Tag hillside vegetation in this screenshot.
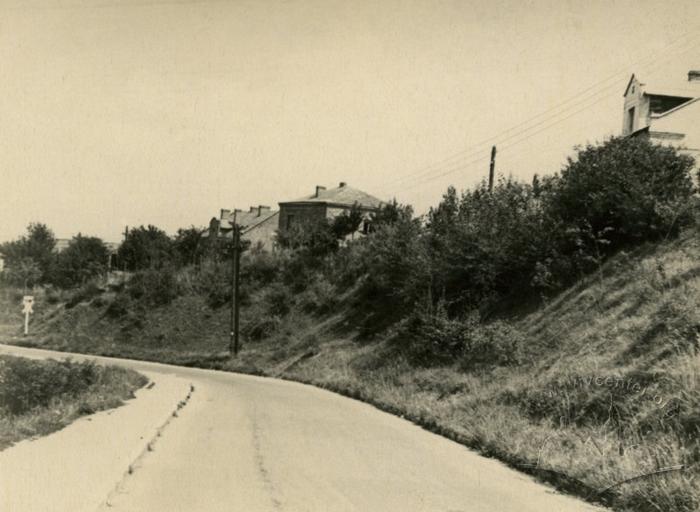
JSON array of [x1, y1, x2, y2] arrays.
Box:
[[0, 355, 148, 450], [2, 137, 699, 511]]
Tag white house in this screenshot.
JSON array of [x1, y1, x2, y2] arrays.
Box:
[[622, 70, 700, 163]]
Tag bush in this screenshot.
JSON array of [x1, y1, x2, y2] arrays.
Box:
[[65, 281, 102, 309], [260, 282, 294, 317], [127, 267, 181, 306], [397, 308, 470, 366], [242, 250, 280, 287], [0, 357, 99, 415], [241, 315, 282, 341], [45, 288, 63, 305], [548, 137, 696, 250], [193, 261, 231, 308], [297, 276, 337, 314], [105, 293, 134, 318], [395, 307, 523, 368], [459, 319, 524, 369]]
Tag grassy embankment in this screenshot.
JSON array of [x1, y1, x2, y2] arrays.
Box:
[[0, 355, 148, 450], [2, 229, 699, 511]]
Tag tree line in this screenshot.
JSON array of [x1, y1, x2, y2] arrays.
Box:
[[2, 136, 697, 362], [0, 223, 216, 290]]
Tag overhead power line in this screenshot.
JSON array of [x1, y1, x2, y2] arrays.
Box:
[[373, 28, 700, 193]]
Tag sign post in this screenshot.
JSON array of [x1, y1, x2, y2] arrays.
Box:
[[22, 295, 34, 335]]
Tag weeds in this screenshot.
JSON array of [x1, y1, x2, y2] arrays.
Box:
[[0, 355, 147, 450]]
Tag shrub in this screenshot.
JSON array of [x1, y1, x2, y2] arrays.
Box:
[[65, 281, 102, 309], [241, 315, 282, 341], [260, 282, 294, 317], [548, 137, 696, 250], [194, 261, 231, 308], [242, 250, 280, 287], [0, 357, 99, 415], [297, 276, 337, 314], [460, 319, 524, 370], [45, 288, 63, 305], [127, 267, 181, 306], [105, 293, 133, 318], [395, 307, 523, 368], [397, 308, 471, 366]]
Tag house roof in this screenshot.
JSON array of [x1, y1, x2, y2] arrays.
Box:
[[644, 87, 697, 99], [651, 97, 700, 119], [220, 209, 279, 232], [623, 73, 638, 97], [625, 72, 699, 99], [279, 184, 383, 209]]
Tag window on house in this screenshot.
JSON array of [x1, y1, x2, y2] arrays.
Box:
[[627, 106, 635, 133], [287, 215, 295, 229], [362, 221, 371, 235]]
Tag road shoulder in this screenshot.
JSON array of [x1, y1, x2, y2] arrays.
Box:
[[0, 369, 192, 512]]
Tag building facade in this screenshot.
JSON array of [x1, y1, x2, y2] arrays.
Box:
[[207, 205, 279, 252], [278, 182, 383, 236], [622, 70, 700, 163]]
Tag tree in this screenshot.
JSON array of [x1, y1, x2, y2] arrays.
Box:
[[370, 199, 414, 229], [173, 226, 206, 266], [331, 205, 364, 240], [0, 223, 56, 283], [353, 210, 430, 328], [5, 258, 42, 293], [117, 225, 173, 271], [548, 137, 696, 249], [52, 235, 109, 287]]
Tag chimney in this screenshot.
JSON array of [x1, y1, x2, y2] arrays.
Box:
[[339, 182, 347, 188], [315, 185, 326, 198], [220, 208, 231, 220], [258, 205, 271, 217], [688, 70, 700, 82], [249, 206, 256, 213]]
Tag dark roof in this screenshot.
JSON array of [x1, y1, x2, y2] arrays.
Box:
[[280, 184, 383, 209], [220, 209, 278, 231]]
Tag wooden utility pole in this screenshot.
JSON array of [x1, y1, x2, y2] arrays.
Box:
[[488, 145, 497, 192], [229, 220, 241, 357], [122, 226, 129, 272]]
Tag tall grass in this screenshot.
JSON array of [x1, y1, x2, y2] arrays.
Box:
[[0, 356, 148, 450]]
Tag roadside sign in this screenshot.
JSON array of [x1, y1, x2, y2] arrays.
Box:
[[22, 295, 34, 335], [22, 295, 34, 314]]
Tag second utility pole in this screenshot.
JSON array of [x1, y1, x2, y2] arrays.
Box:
[[488, 145, 497, 192], [229, 221, 241, 357]]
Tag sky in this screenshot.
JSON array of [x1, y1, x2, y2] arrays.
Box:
[[1, 0, 699, 243]]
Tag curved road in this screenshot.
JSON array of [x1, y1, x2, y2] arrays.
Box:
[[0, 345, 604, 512]]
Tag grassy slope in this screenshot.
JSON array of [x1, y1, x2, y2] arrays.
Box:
[[2, 230, 699, 511], [0, 355, 148, 450]]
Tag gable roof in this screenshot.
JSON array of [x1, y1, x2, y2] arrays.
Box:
[[623, 73, 638, 97], [625, 72, 699, 99], [280, 184, 383, 209], [220, 208, 278, 232]]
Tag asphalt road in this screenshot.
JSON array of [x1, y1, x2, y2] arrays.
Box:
[[0, 344, 604, 512]]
